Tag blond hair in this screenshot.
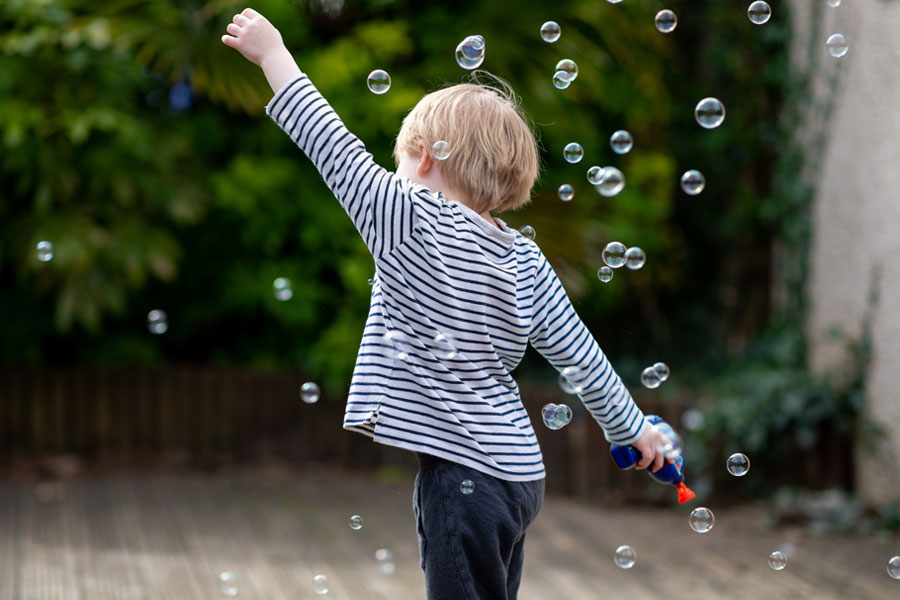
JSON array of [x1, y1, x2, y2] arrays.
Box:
[[394, 74, 540, 214]]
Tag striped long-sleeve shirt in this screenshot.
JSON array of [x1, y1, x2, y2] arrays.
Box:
[[266, 74, 648, 482]]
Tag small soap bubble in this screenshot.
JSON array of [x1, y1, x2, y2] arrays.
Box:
[[610, 130, 633, 155], [597, 266, 614, 283], [433, 332, 458, 359], [460, 479, 475, 495], [826, 0, 840, 6], [826, 33, 848, 58], [367, 69, 391, 94], [432, 140, 451, 160], [558, 365, 587, 394], [221, 585, 238, 598], [563, 142, 584, 164], [456, 35, 486, 70], [542, 403, 573, 430], [36, 240, 54, 262], [313, 574, 328, 595], [540, 21, 561, 43], [219, 572, 235, 583], [747, 1, 772, 25], [641, 366, 661, 389], [367, 278, 374, 286], [383, 330, 411, 360], [349, 515, 363, 530], [300, 382, 321, 404], [555, 59, 578, 81], [273, 277, 293, 301], [558, 184, 575, 202], [219, 572, 238, 597], [624, 247, 646, 270], [689, 507, 715, 533], [552, 71, 571, 90], [147, 310, 168, 335], [655, 9, 678, 33], [653, 362, 670, 382], [681, 170, 706, 195], [681, 408, 705, 431], [587, 166, 605, 185], [596, 167, 625, 197], [768, 550, 787, 571], [375, 548, 395, 574], [519, 225, 536, 241], [695, 98, 726, 129], [888, 556, 900, 579], [614, 545, 636, 569], [602, 241, 627, 269], [726, 453, 751, 477]]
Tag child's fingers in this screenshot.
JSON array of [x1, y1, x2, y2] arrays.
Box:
[[241, 7, 260, 18], [221, 34, 238, 48], [225, 23, 241, 36], [232, 13, 250, 26]]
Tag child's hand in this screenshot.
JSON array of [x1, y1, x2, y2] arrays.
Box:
[[221, 8, 285, 67], [632, 426, 676, 473]]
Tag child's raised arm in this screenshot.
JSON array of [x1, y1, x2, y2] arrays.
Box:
[[222, 9, 425, 259]]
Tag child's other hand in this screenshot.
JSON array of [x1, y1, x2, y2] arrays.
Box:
[[632, 426, 676, 473], [221, 8, 285, 67]]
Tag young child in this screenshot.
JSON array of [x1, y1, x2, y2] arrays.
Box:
[[223, 9, 671, 599]]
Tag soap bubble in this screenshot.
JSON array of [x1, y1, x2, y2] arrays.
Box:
[[219, 572, 235, 583], [681, 170, 706, 195], [607, 0, 623, 3], [768, 550, 787, 570], [383, 330, 411, 360], [655, 9, 678, 33], [726, 453, 751, 477], [366, 69, 391, 94], [540, 21, 561, 43], [349, 515, 363, 530], [610, 130, 633, 154], [558, 365, 587, 394], [689, 507, 715, 533], [558, 184, 575, 202], [888, 556, 900, 579], [587, 166, 606, 185], [519, 225, 536, 241], [563, 142, 584, 164], [460, 479, 475, 495], [695, 97, 726, 129], [602, 241, 627, 269], [147, 310, 168, 335], [375, 548, 395, 574], [456, 35, 485, 69], [542, 403, 573, 430], [555, 59, 578, 81], [653, 362, 670, 382], [826, 0, 840, 6], [219, 572, 238, 597], [367, 278, 374, 286], [273, 277, 293, 301], [614, 545, 636, 569], [36, 241, 54, 262], [826, 33, 848, 58], [552, 71, 571, 90], [624, 247, 646, 270], [681, 408, 705, 432], [747, 1, 772, 25], [433, 332, 458, 359], [313, 574, 328, 595], [596, 167, 625, 197], [300, 382, 321, 404], [597, 266, 614, 283], [641, 366, 661, 389], [432, 140, 451, 160]]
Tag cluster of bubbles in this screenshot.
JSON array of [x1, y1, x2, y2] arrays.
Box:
[[300, 381, 321, 404], [432, 140, 451, 160], [366, 69, 391, 94], [553, 59, 579, 90], [541, 403, 573, 431], [273, 277, 293, 301], [36, 241, 54, 262], [349, 514, 364, 530], [640, 362, 670, 390], [681, 170, 706, 195], [460, 479, 475, 495], [219, 572, 238, 597], [456, 35, 486, 70], [602, 241, 646, 271], [726, 452, 751, 477], [313, 574, 328, 595], [614, 545, 636, 569], [654, 9, 678, 34], [147, 310, 168, 335], [375, 548, 396, 574]]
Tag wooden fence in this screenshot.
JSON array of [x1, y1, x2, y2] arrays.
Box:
[[0, 368, 853, 502]]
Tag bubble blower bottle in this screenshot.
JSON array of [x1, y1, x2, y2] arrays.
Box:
[[610, 415, 696, 504]]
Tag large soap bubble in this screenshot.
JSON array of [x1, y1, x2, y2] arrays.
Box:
[[456, 35, 485, 69], [695, 97, 726, 129]]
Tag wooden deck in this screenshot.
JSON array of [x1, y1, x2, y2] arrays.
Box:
[[0, 469, 896, 599]]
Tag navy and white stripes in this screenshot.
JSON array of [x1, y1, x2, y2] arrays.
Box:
[[266, 75, 647, 482]]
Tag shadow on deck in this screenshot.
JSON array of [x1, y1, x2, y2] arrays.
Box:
[[0, 469, 895, 599]]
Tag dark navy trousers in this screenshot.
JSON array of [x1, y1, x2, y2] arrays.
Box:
[[413, 453, 545, 600]]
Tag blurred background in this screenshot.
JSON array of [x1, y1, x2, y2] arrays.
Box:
[[1, 0, 899, 598]]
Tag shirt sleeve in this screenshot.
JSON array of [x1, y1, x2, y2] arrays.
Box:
[[528, 252, 648, 445], [265, 74, 421, 259]]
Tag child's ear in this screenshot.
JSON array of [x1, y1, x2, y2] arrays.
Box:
[[415, 141, 433, 176]]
